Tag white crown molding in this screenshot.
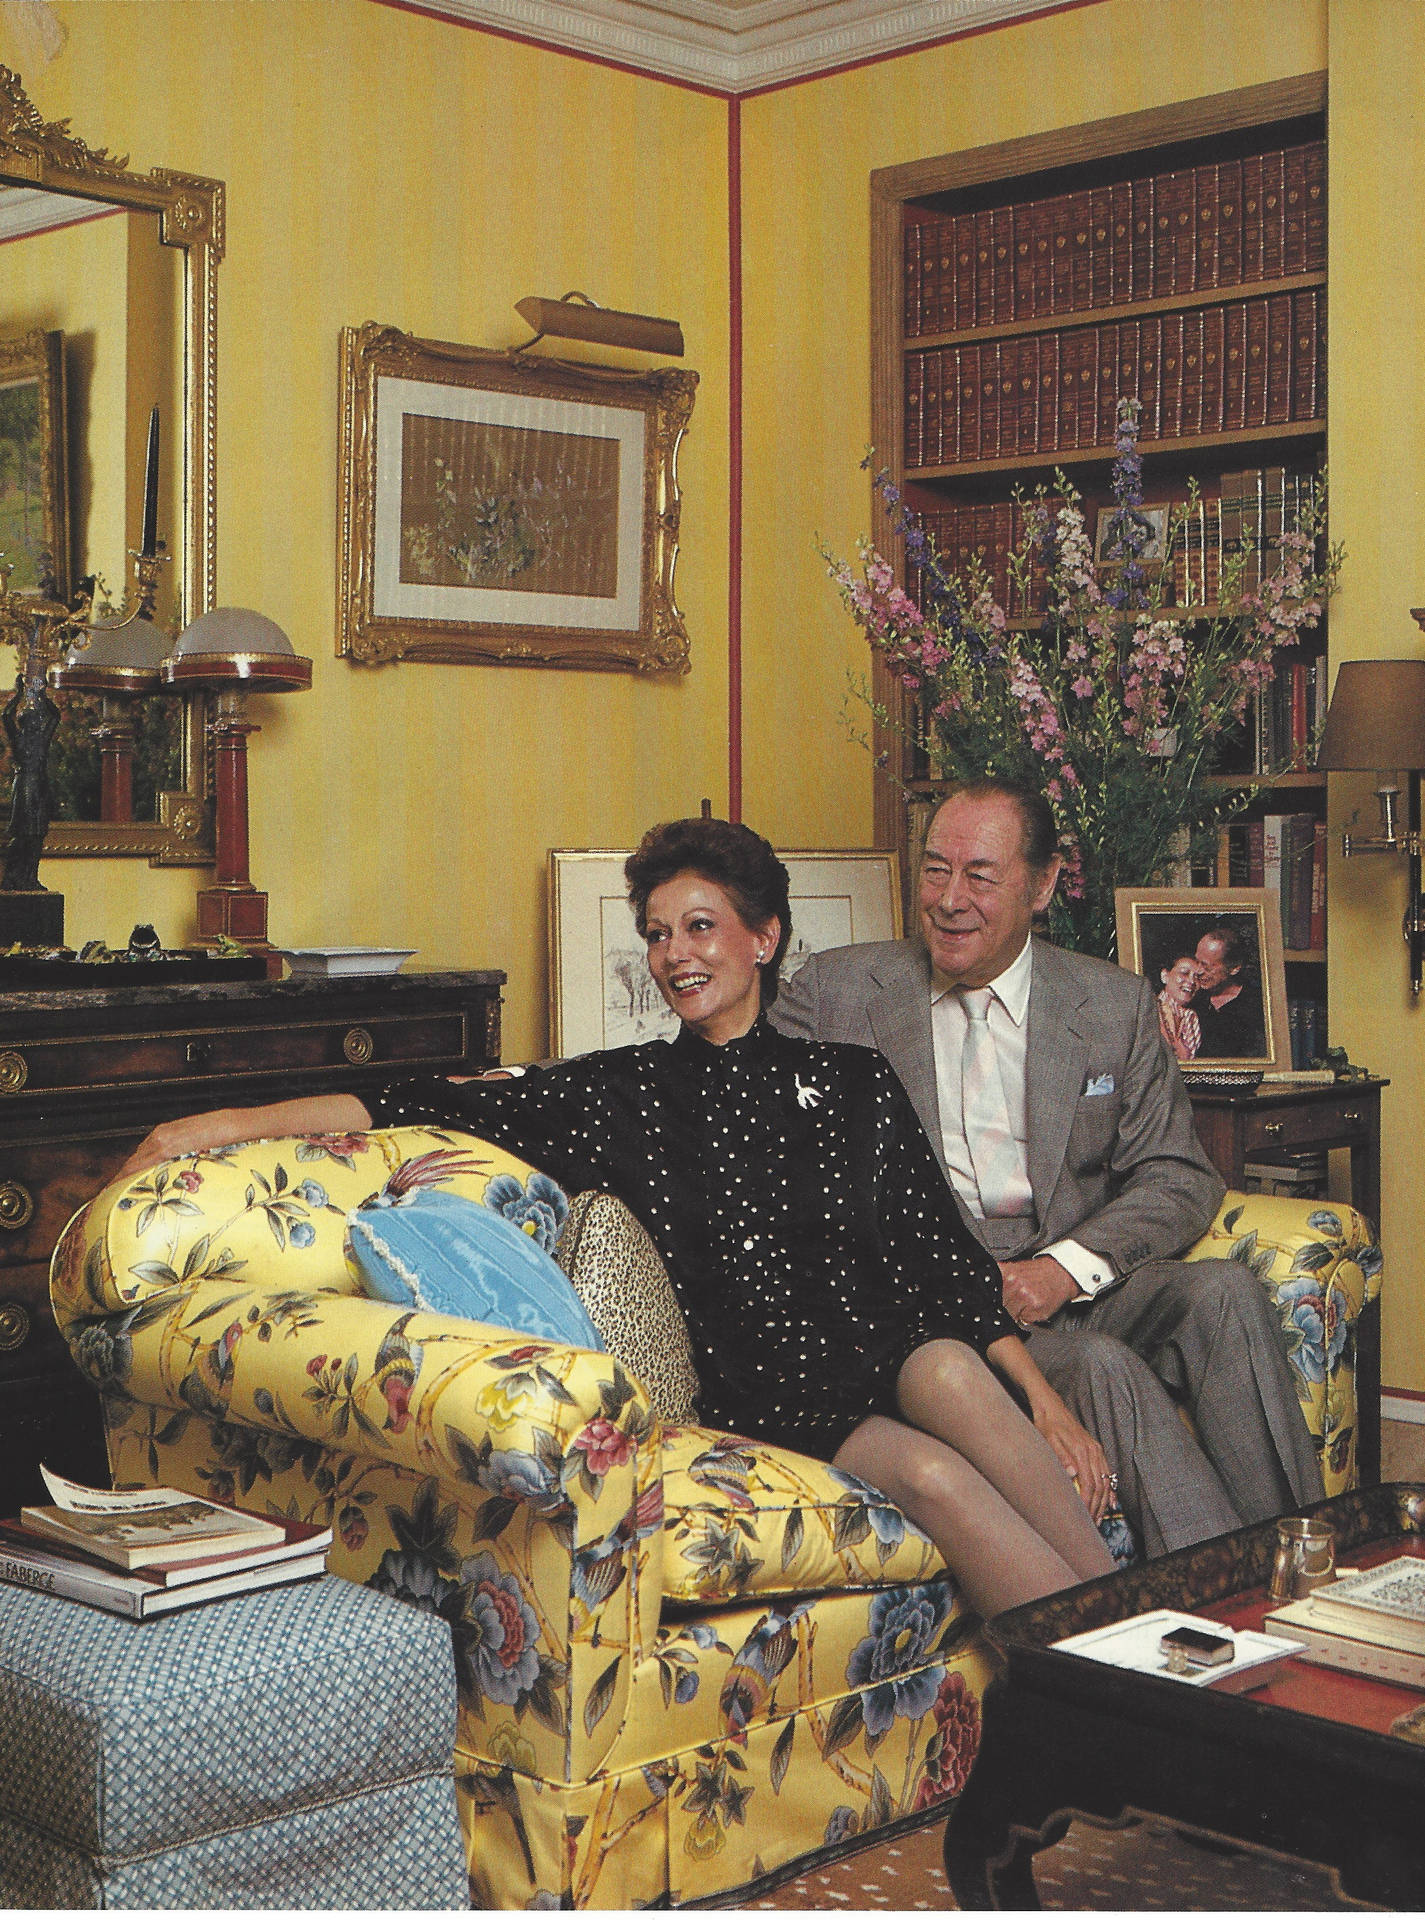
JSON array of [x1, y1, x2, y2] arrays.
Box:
[[407, 0, 1066, 91], [0, 184, 116, 243]]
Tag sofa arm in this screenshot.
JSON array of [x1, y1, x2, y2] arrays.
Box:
[[50, 1135, 669, 1782], [1185, 1190, 1383, 1493]]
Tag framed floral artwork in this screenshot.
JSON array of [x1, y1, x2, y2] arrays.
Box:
[[0, 328, 67, 595], [548, 849, 902, 1056], [1114, 886, 1290, 1073], [337, 322, 697, 671]]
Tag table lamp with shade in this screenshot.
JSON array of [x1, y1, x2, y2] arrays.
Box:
[[1315, 651, 1425, 994], [161, 608, 311, 959]]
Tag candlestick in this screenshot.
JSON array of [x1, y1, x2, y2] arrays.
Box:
[[140, 406, 159, 558]]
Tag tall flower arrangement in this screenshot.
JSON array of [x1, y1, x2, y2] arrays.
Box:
[[827, 403, 1342, 957]]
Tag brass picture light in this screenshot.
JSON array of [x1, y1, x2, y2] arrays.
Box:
[[514, 292, 683, 358], [1316, 647, 1425, 993]]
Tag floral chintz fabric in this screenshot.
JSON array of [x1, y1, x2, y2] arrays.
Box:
[[49, 1129, 1380, 1907]]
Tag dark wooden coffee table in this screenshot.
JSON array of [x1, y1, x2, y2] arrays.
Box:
[[944, 1484, 1425, 1909]]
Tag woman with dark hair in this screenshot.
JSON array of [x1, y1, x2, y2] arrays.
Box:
[[117, 817, 1114, 1616]]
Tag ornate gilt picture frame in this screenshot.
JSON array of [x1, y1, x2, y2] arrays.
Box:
[[338, 323, 696, 671], [0, 327, 67, 595]]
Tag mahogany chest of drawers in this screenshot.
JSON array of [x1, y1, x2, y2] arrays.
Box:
[[0, 969, 504, 1512]]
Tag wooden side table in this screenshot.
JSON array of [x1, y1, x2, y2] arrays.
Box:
[[1188, 1075, 1386, 1484]]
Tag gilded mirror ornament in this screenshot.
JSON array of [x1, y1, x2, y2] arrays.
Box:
[[0, 65, 222, 862]]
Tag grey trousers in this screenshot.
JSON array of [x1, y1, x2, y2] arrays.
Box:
[[1024, 1258, 1325, 1558]]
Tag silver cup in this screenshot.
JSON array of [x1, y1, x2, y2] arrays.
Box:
[[1269, 1517, 1336, 1602]]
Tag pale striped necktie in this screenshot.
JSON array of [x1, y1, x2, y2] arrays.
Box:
[[958, 987, 1034, 1219]]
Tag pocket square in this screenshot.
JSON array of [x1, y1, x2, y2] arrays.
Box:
[[1084, 1073, 1115, 1097]]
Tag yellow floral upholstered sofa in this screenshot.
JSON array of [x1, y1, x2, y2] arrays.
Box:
[[49, 1126, 1382, 1909]]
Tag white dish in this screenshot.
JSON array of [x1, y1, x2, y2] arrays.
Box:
[[277, 947, 416, 977]]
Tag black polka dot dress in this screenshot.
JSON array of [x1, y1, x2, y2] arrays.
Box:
[[365, 1019, 1018, 1459]]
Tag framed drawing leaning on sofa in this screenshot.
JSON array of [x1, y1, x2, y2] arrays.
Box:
[[1115, 885, 1290, 1073], [549, 848, 901, 1056]]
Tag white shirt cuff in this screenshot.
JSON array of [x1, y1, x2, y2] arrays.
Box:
[[1044, 1237, 1117, 1300]]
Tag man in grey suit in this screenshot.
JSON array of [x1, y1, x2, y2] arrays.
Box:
[[771, 778, 1324, 1556]]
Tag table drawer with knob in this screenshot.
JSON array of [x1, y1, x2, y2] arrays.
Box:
[[1243, 1100, 1373, 1154]]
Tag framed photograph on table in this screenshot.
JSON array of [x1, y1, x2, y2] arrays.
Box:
[[337, 322, 697, 673], [549, 848, 901, 1056], [1114, 886, 1289, 1072], [0, 329, 67, 595]]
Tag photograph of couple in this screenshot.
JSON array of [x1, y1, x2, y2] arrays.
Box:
[[1118, 896, 1284, 1068]]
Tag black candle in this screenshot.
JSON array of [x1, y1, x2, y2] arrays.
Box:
[[141, 406, 159, 558]]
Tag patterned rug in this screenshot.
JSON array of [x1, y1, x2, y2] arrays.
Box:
[[736, 1808, 1381, 1910]]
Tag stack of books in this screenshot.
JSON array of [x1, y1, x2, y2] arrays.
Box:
[[1265, 1556, 1425, 1690], [0, 1469, 330, 1620]]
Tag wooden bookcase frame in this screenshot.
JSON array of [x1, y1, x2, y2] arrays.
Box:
[[868, 72, 1329, 900]]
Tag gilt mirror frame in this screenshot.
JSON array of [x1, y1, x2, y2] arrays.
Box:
[[0, 65, 220, 863]]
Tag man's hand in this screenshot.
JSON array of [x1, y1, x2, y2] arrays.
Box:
[[999, 1254, 1078, 1328]]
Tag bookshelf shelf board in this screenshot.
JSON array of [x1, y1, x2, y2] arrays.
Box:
[[903, 272, 1327, 353], [907, 420, 1326, 484], [1205, 770, 1325, 789]]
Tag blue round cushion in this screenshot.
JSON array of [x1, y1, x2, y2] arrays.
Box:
[[346, 1187, 605, 1350]]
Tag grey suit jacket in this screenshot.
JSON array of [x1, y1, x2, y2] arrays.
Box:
[[770, 936, 1224, 1277]]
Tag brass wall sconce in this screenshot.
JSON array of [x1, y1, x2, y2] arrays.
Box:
[[514, 292, 683, 357], [1316, 650, 1425, 994]]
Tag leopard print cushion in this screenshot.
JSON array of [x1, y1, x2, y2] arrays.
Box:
[[554, 1191, 700, 1424]]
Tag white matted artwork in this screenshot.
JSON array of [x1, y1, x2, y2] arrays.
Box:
[[548, 849, 902, 1057]]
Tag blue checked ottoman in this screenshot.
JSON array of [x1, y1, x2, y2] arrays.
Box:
[[0, 1574, 468, 1908]]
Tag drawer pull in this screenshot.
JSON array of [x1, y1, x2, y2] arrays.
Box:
[[0, 1302, 28, 1350], [1264, 1121, 1285, 1138], [1344, 1110, 1361, 1125], [0, 1181, 34, 1230], [185, 1040, 213, 1069], [343, 1026, 375, 1067], [0, 1051, 28, 1094]]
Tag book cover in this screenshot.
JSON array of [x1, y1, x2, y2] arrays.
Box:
[[1309, 1557, 1425, 1640], [1265, 293, 1293, 425], [1223, 304, 1247, 431], [1265, 1594, 1425, 1687], [1054, 1608, 1302, 1692], [1089, 182, 1114, 310], [1200, 304, 1226, 434], [0, 1512, 330, 1588], [22, 1484, 286, 1571], [1259, 146, 1286, 280], [1217, 156, 1243, 287]]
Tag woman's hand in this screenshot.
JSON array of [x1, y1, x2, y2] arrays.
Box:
[[115, 1110, 247, 1181], [1030, 1395, 1116, 1521]]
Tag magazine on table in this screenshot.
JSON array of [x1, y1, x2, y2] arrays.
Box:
[[20, 1467, 287, 1570]]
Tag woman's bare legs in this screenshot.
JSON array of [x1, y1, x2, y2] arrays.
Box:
[[833, 1340, 1114, 1618]]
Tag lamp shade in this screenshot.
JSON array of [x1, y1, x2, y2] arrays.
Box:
[[1316, 659, 1425, 772], [161, 607, 312, 694], [49, 614, 170, 694]]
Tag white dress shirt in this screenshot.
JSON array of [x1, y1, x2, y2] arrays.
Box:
[[930, 936, 1115, 1300]]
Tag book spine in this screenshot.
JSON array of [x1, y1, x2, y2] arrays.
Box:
[[1262, 813, 1286, 907], [1130, 173, 1156, 301], [1109, 178, 1133, 305], [1017, 332, 1040, 455], [905, 352, 925, 468], [1194, 159, 1220, 290], [1217, 156, 1243, 287], [904, 217, 924, 338], [1154, 169, 1187, 296], [1310, 819, 1328, 949], [1116, 319, 1140, 426], [1068, 187, 1093, 312], [1263, 1617, 1425, 1688], [1283, 142, 1309, 276], [1201, 304, 1226, 434], [1031, 199, 1054, 318], [997, 336, 1020, 458], [1260, 146, 1286, 280], [1287, 812, 1315, 949], [1050, 192, 1074, 313], [0, 1546, 146, 1619], [1266, 292, 1294, 424], [1246, 818, 1265, 887], [979, 340, 1002, 459], [1245, 298, 1269, 429], [958, 341, 981, 462], [1089, 183, 1114, 310], [1180, 307, 1205, 437], [951, 211, 975, 331], [990, 203, 1014, 325], [1292, 286, 1320, 422], [974, 207, 996, 327], [1096, 321, 1120, 447], [1240, 151, 1265, 282], [1223, 303, 1247, 432], [1136, 315, 1161, 438], [1011, 202, 1034, 321], [1303, 140, 1327, 272], [1159, 312, 1185, 439]]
